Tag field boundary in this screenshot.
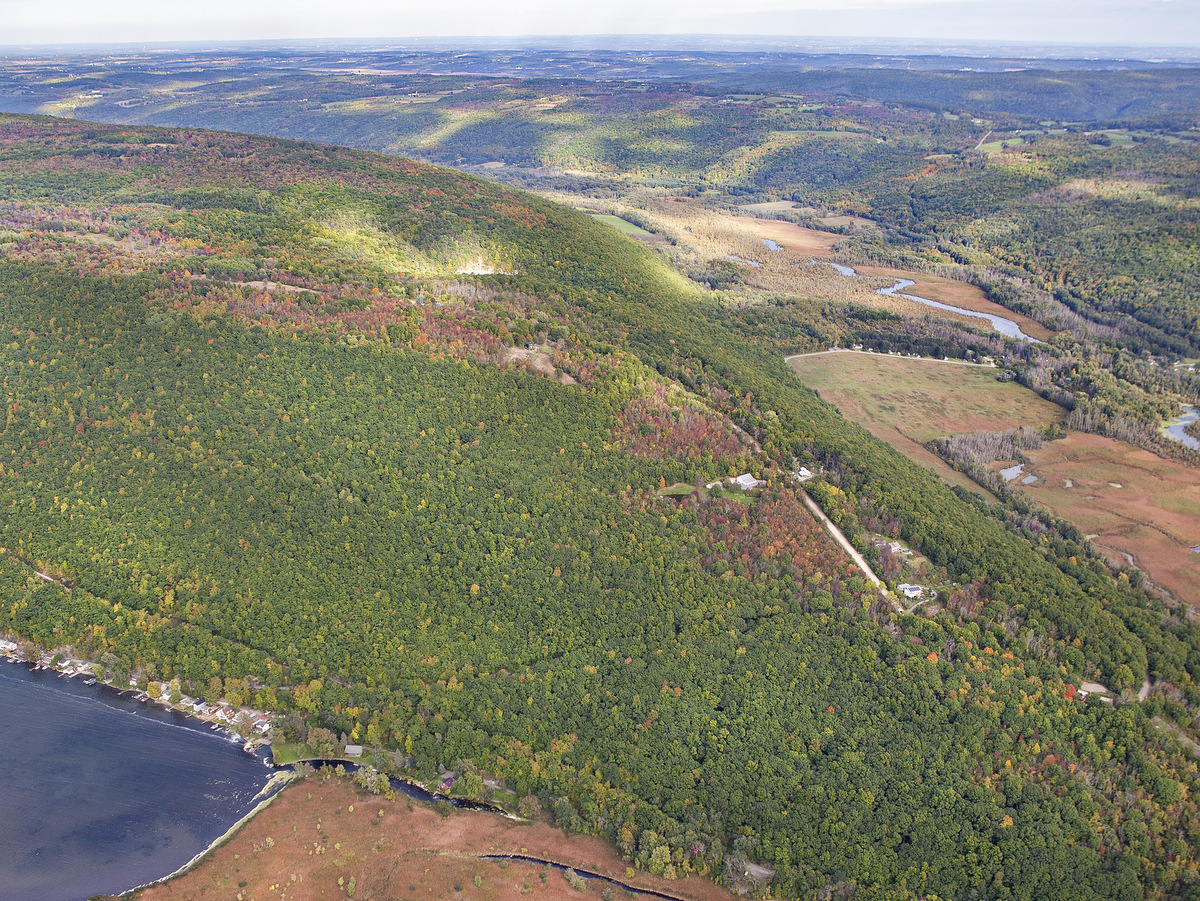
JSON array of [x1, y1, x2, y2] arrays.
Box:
[[785, 348, 995, 367]]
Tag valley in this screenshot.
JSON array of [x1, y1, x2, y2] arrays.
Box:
[[0, 42, 1198, 901]]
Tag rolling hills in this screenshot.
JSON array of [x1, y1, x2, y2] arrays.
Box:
[[1, 114, 1199, 899]]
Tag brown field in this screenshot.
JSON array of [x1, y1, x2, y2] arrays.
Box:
[[788, 350, 1067, 496], [741, 219, 844, 255], [854, 266, 1056, 342], [135, 776, 738, 901], [1015, 432, 1200, 604]]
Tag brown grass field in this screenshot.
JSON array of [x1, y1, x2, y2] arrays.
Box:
[[1015, 433, 1200, 604], [787, 350, 1067, 496], [740, 219, 844, 255], [853, 266, 1056, 342], [135, 776, 737, 901]]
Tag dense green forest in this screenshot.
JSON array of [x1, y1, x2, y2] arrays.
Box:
[[2, 116, 1200, 899]]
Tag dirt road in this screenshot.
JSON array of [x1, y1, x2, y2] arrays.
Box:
[[800, 490, 891, 601]]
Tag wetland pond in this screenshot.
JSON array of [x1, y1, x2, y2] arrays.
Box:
[[0, 660, 278, 901], [1163, 405, 1200, 451]]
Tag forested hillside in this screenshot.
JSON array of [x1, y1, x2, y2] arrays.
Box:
[[2, 116, 1200, 899]]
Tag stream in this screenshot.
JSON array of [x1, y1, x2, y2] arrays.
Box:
[[815, 262, 1041, 343], [1162, 404, 1200, 451]]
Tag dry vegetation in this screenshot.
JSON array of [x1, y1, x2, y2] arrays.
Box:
[[595, 197, 1017, 332], [788, 350, 1066, 495], [135, 776, 738, 901], [852, 266, 1056, 342], [1015, 432, 1200, 605]]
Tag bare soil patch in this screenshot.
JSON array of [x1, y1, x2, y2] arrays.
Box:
[[1015, 432, 1200, 604], [854, 267, 1055, 342], [136, 777, 735, 901], [502, 346, 577, 384]]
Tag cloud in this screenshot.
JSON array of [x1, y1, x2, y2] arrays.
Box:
[[0, 0, 1196, 46]]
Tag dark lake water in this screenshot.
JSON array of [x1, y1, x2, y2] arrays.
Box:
[[0, 661, 278, 901]]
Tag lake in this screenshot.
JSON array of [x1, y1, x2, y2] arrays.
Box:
[[0, 661, 278, 901]]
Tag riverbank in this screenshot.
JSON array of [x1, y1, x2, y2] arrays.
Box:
[[1162, 404, 1200, 451], [123, 771, 296, 897], [813, 261, 1047, 343], [854, 265, 1055, 342]]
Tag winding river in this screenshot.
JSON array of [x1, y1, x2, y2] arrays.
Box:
[[816, 262, 1042, 343]]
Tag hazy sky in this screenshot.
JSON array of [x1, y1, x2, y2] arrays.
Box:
[[2, 0, 1197, 48]]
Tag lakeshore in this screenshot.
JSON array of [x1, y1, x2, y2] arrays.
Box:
[[0, 653, 281, 901], [132, 776, 742, 901], [0, 637, 275, 752]]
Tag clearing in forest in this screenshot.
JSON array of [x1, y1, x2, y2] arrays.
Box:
[[1014, 432, 1200, 605], [788, 350, 1066, 495]]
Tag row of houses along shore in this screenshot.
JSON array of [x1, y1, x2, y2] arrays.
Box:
[[1, 636, 276, 753]]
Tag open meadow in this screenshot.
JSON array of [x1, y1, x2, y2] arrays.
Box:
[[788, 350, 1066, 494], [788, 351, 1200, 603], [134, 775, 741, 901], [1016, 432, 1200, 604]]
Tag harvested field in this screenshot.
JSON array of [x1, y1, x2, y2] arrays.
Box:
[[1015, 432, 1200, 604], [136, 776, 737, 901], [854, 266, 1056, 342], [788, 350, 1066, 496]]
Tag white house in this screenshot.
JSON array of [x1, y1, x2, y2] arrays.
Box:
[[897, 583, 925, 600], [733, 473, 763, 490]]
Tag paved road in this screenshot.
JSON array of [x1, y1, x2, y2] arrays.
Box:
[[800, 490, 892, 601]]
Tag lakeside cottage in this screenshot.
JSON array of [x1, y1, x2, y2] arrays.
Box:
[[344, 744, 364, 758]]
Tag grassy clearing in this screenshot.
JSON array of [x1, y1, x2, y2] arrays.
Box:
[[738, 201, 799, 214], [269, 742, 313, 765], [584, 212, 656, 238], [789, 352, 1065, 442], [657, 482, 698, 497], [788, 351, 1065, 497], [656, 482, 757, 504]]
